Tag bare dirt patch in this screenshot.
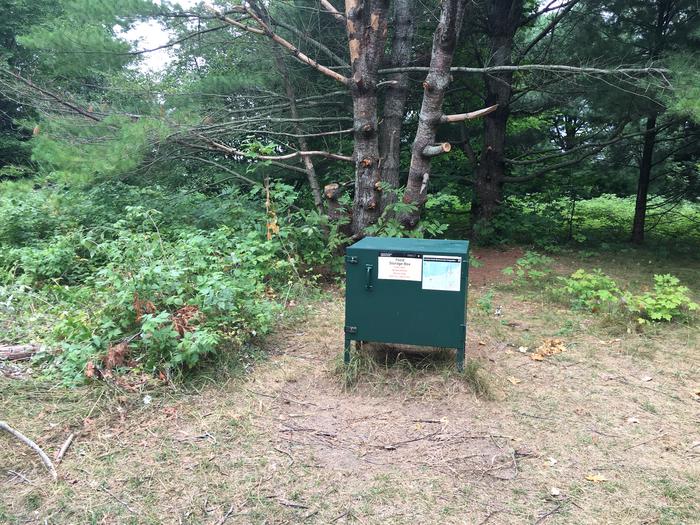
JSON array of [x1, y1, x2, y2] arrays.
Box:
[[469, 247, 524, 288]]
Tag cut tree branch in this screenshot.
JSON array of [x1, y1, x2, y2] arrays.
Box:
[[422, 143, 452, 157], [320, 0, 345, 22], [0, 421, 58, 481], [441, 104, 498, 123]]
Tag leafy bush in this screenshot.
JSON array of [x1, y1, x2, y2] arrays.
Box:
[[0, 178, 324, 384], [559, 269, 623, 312], [502, 251, 554, 285], [631, 274, 698, 323]]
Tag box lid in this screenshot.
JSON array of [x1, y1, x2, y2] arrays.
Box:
[[347, 236, 469, 255]]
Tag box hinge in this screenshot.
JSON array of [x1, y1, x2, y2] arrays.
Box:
[[345, 255, 358, 264], [344, 326, 357, 334]]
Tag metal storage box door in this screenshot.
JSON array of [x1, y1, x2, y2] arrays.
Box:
[[344, 237, 469, 370]]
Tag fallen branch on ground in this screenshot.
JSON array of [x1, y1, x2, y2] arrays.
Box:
[[0, 344, 39, 361], [55, 433, 75, 464], [0, 421, 58, 481]]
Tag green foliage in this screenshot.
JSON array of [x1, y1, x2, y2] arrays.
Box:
[[364, 191, 449, 239], [502, 251, 554, 285], [559, 269, 622, 311], [553, 270, 697, 324], [476, 290, 494, 315], [632, 274, 699, 323], [0, 177, 324, 384]]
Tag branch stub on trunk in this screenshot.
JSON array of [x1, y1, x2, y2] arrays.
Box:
[[422, 142, 452, 157]]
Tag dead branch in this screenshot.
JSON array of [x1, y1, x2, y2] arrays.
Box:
[[208, 6, 348, 85], [0, 69, 101, 122], [0, 344, 39, 361], [379, 64, 671, 76], [54, 433, 75, 464], [200, 136, 353, 162], [441, 104, 498, 123], [320, 0, 345, 22], [422, 143, 452, 157], [0, 421, 58, 481]]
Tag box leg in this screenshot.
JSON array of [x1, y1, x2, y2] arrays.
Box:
[[344, 336, 352, 365], [456, 345, 465, 372], [457, 323, 467, 372]]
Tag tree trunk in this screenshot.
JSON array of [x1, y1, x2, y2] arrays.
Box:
[[400, 0, 467, 228], [471, 102, 509, 225], [378, 0, 415, 212], [470, 1, 521, 232], [274, 58, 325, 215], [631, 115, 657, 244], [346, 0, 390, 235]]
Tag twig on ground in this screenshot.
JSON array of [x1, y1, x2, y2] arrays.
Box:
[[534, 502, 564, 524], [214, 504, 236, 525], [268, 496, 309, 509], [478, 509, 502, 525], [0, 421, 58, 481], [98, 485, 140, 515], [624, 432, 666, 451], [273, 446, 295, 467], [245, 388, 278, 399], [330, 510, 350, 522], [382, 429, 442, 450], [55, 433, 75, 464], [7, 469, 34, 484]]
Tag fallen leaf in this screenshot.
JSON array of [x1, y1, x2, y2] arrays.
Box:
[[530, 338, 567, 361], [478, 341, 486, 346], [585, 474, 608, 483], [104, 341, 129, 370], [507, 376, 522, 385]]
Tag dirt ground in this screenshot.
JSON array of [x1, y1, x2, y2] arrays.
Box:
[[1, 248, 699, 524]]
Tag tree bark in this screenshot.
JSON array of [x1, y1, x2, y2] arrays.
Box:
[[470, 0, 522, 231], [631, 114, 657, 244], [377, 0, 415, 212], [400, 0, 468, 228], [346, 0, 391, 235]]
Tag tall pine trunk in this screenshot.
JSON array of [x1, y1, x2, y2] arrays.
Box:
[[378, 0, 415, 212], [400, 0, 467, 228], [470, 1, 520, 232], [631, 115, 657, 244], [346, 0, 390, 235]]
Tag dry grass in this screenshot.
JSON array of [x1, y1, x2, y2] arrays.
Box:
[[1, 252, 699, 524]]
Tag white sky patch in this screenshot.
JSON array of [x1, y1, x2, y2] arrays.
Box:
[[118, 0, 201, 73]]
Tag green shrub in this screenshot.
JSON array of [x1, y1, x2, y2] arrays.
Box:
[[0, 178, 322, 384], [631, 274, 698, 323], [502, 251, 554, 285], [559, 269, 622, 312]]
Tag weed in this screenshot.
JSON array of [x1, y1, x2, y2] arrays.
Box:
[[477, 290, 495, 315], [460, 359, 493, 399], [502, 251, 554, 286]]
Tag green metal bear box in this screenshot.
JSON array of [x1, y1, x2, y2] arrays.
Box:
[[344, 236, 469, 370]]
